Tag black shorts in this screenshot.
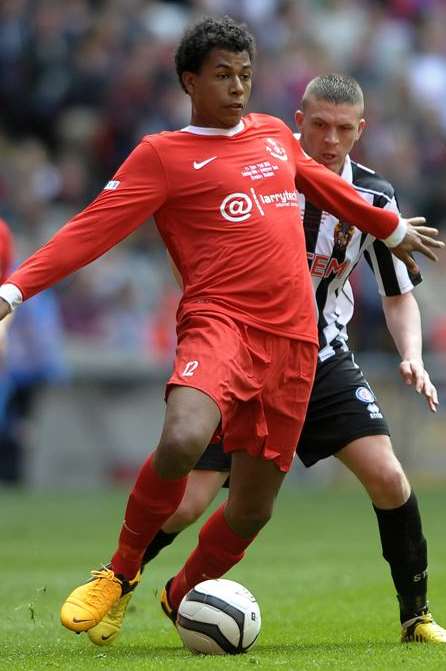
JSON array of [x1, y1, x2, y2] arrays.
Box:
[[297, 348, 390, 467], [194, 440, 231, 472], [194, 347, 390, 472]]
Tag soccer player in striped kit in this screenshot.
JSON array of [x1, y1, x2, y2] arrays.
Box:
[[100, 74, 446, 646]]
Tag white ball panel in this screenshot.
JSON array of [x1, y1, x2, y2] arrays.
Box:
[[176, 626, 226, 655]]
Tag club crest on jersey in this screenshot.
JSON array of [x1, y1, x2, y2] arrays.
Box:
[[265, 138, 288, 161], [333, 221, 355, 251], [104, 180, 120, 190], [355, 387, 375, 403]]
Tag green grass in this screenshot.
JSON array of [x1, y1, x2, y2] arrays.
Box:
[[1, 485, 446, 670]]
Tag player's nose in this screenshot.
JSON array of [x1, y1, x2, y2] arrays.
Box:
[[230, 76, 244, 95], [324, 129, 339, 144]]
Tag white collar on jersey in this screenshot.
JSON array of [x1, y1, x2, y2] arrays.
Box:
[[294, 132, 353, 184], [340, 153, 353, 184], [180, 120, 245, 136]]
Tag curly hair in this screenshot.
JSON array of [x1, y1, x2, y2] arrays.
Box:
[[175, 16, 256, 92]]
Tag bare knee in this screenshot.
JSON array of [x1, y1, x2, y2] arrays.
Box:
[[155, 426, 208, 478], [367, 461, 410, 508], [338, 437, 411, 509]]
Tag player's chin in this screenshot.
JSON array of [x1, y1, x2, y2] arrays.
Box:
[[221, 106, 244, 126]]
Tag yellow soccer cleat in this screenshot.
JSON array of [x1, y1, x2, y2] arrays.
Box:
[[87, 591, 135, 646], [160, 578, 178, 625], [401, 612, 446, 643], [61, 567, 139, 633]]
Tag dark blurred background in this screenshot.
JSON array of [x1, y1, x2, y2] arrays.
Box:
[[0, 0, 445, 487]]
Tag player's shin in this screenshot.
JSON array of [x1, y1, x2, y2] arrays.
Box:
[[111, 453, 187, 579], [167, 503, 257, 611], [373, 490, 428, 622]]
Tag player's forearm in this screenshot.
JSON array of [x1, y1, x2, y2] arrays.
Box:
[[382, 292, 423, 362], [0, 140, 167, 308], [2, 206, 143, 302], [294, 153, 405, 245]]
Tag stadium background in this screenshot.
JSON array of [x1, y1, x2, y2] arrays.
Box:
[[0, 0, 445, 487]]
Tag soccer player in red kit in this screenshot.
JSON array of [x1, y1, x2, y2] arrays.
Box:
[[0, 17, 442, 636], [0, 218, 14, 350]]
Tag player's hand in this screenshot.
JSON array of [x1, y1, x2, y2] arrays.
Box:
[[0, 298, 11, 322], [392, 218, 444, 274], [399, 359, 439, 413]]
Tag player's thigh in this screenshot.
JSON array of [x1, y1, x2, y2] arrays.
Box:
[[162, 386, 221, 444], [155, 387, 221, 477], [336, 435, 410, 503], [226, 451, 286, 535]]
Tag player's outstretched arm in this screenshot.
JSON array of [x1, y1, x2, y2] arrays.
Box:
[[382, 292, 438, 413], [293, 140, 444, 268], [390, 219, 444, 274], [0, 141, 168, 317]]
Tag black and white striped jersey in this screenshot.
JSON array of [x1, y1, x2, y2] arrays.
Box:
[[297, 151, 421, 361]]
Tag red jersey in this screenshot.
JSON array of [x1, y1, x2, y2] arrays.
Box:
[[0, 218, 13, 285], [5, 114, 399, 342]]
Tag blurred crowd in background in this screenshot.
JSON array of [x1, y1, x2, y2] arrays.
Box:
[[0, 0, 445, 364]]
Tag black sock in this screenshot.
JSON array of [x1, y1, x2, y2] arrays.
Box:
[[373, 490, 428, 623], [141, 530, 179, 572]]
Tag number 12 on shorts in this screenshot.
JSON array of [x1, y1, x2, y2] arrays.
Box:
[[182, 360, 199, 377]]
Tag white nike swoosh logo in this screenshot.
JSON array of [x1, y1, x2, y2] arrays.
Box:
[[193, 156, 217, 170]]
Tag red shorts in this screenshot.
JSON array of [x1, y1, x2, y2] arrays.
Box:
[[167, 312, 317, 472]]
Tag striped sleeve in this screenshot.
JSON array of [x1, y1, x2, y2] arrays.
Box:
[[363, 196, 422, 296]]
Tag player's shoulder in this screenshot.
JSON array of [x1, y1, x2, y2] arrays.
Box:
[[244, 113, 292, 134], [351, 160, 395, 203], [139, 130, 182, 148]]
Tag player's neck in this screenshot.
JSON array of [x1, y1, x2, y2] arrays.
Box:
[[182, 119, 245, 136]]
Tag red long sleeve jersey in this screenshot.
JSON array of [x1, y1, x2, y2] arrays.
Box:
[[6, 114, 400, 342], [0, 218, 13, 284]]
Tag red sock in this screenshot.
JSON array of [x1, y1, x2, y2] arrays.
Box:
[[168, 503, 256, 610], [111, 453, 187, 579]]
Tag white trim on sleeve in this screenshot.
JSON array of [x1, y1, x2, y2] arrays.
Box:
[[0, 283, 23, 311], [383, 218, 407, 248]]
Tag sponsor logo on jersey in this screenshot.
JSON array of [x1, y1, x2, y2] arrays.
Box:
[[307, 252, 348, 278], [265, 138, 288, 161], [193, 156, 217, 170], [104, 180, 120, 190], [258, 190, 298, 207], [355, 386, 375, 403], [220, 189, 298, 222], [241, 161, 279, 181], [220, 192, 253, 222], [367, 402, 383, 419]]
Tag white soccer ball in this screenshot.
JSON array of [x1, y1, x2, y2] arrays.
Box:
[[176, 578, 261, 655]]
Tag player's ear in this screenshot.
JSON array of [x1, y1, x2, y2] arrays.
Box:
[[295, 110, 304, 129], [357, 118, 366, 140], [182, 72, 196, 97]]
